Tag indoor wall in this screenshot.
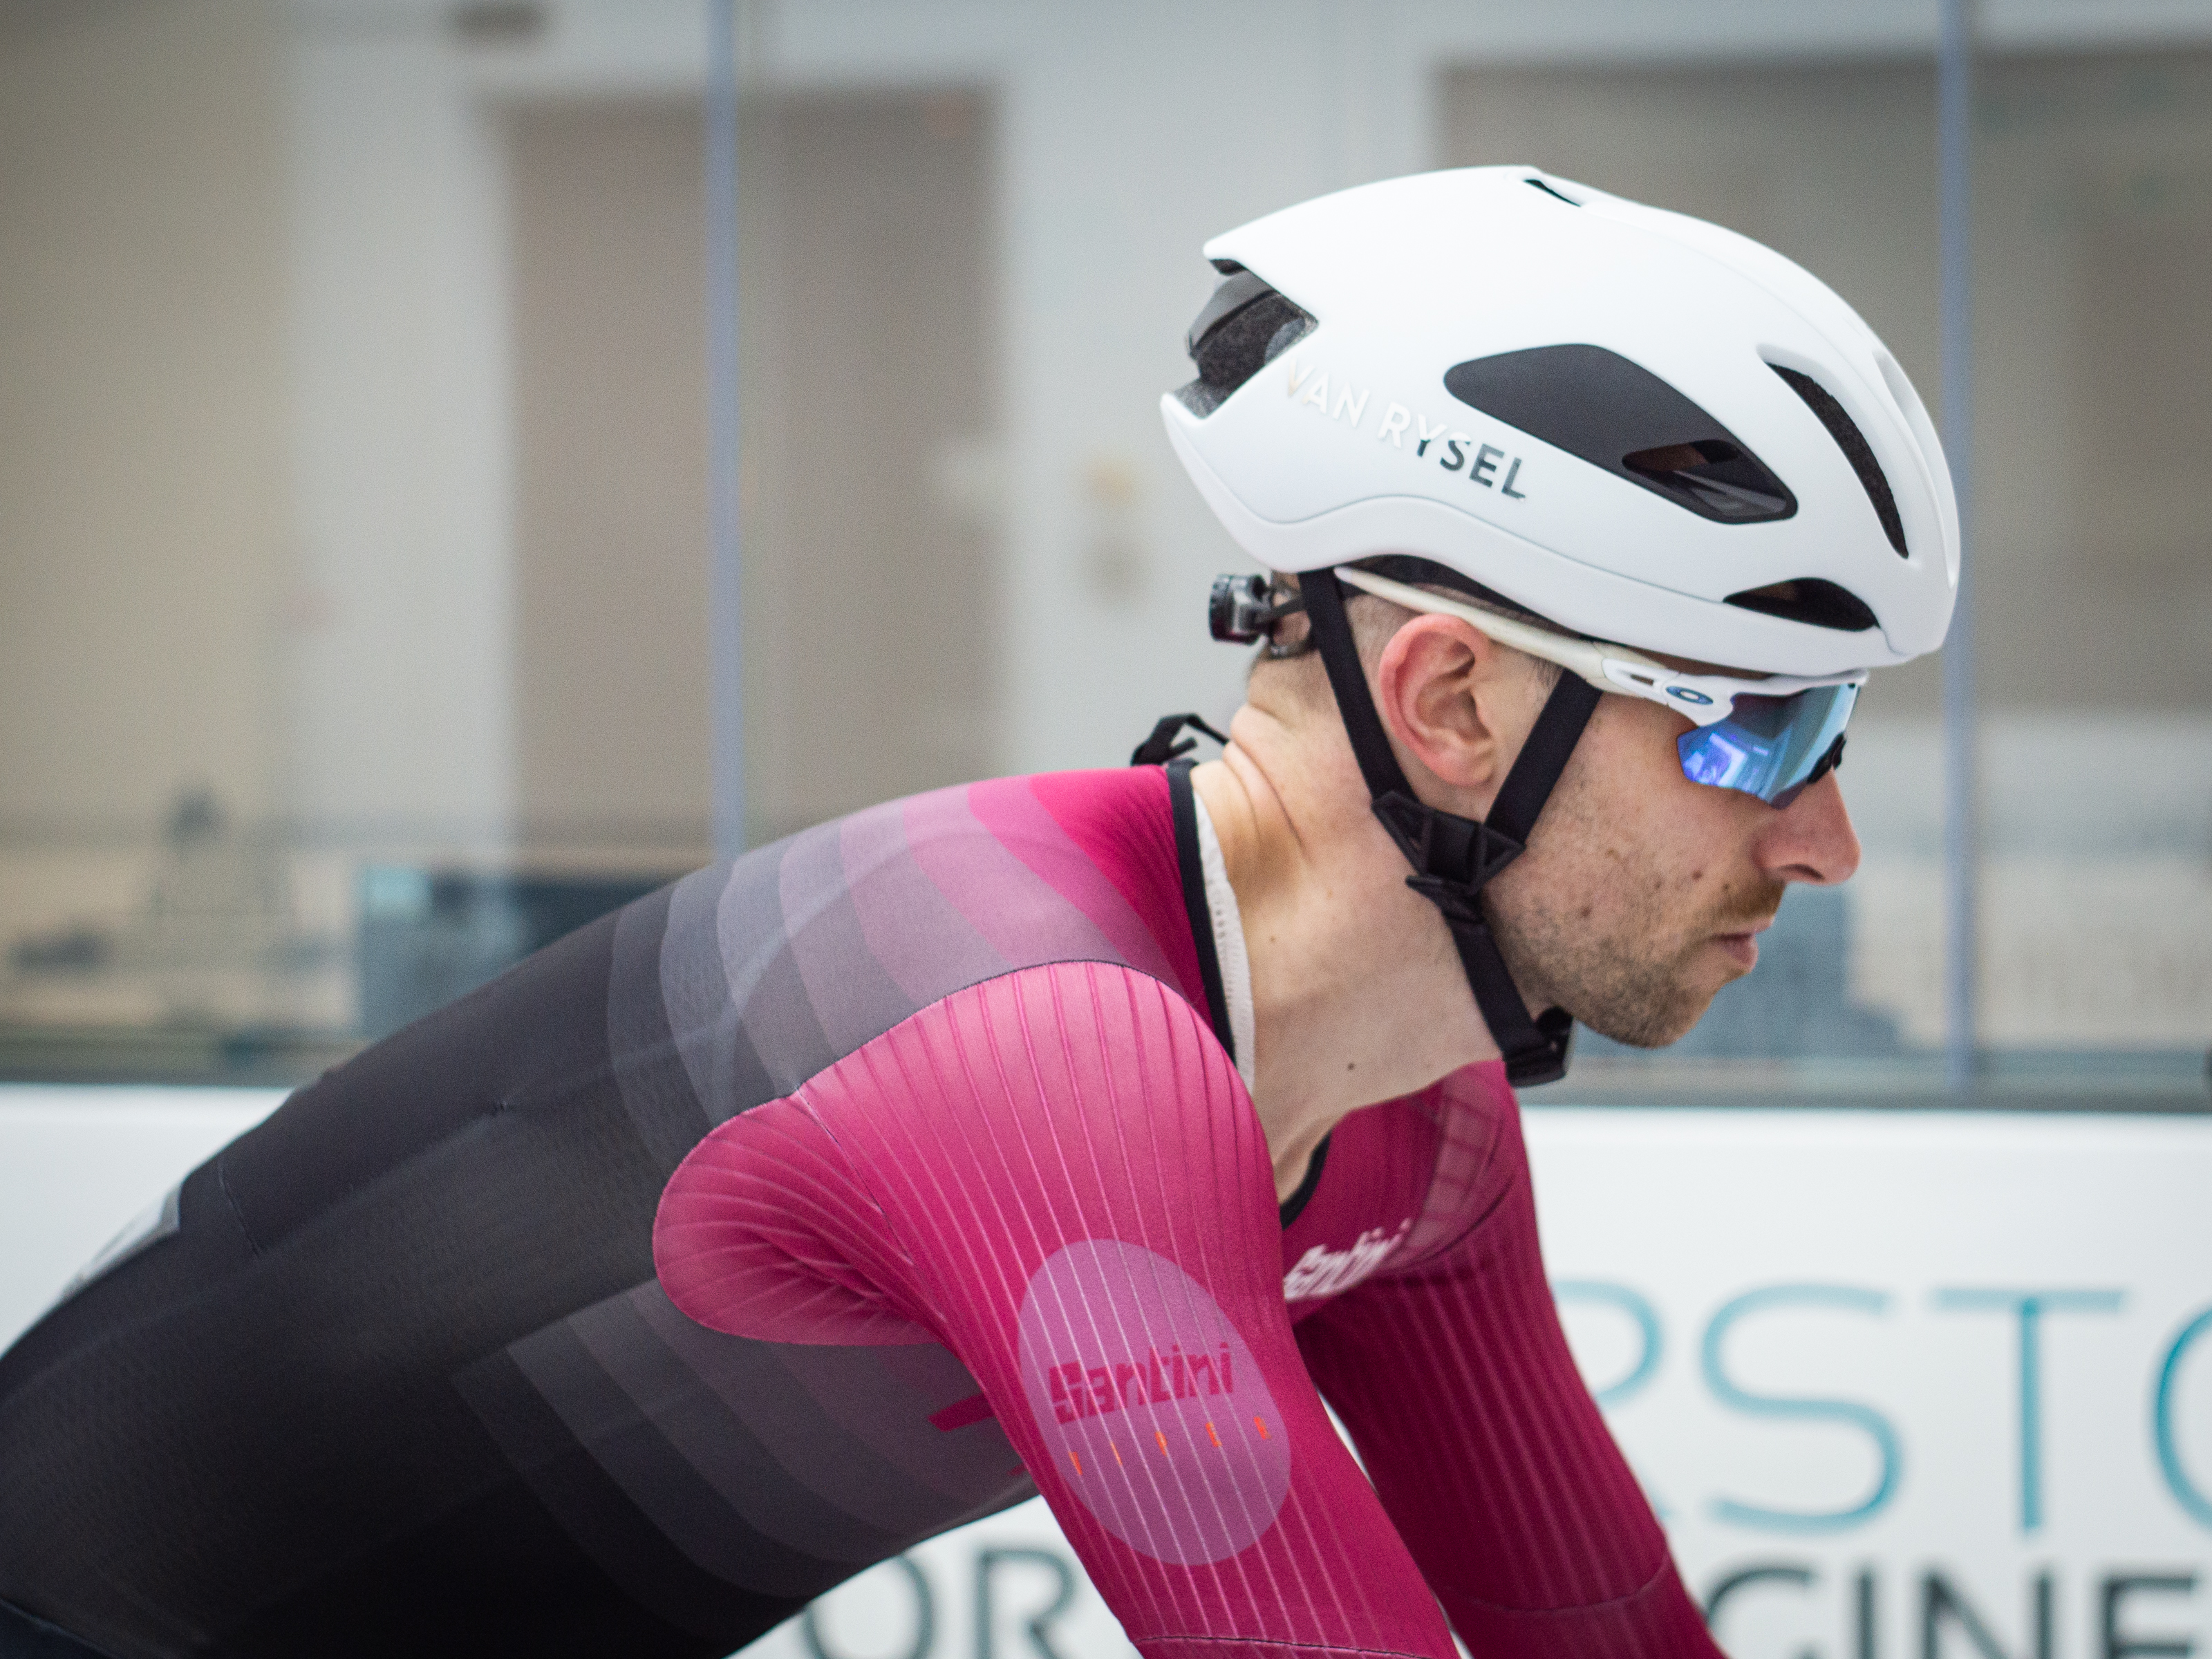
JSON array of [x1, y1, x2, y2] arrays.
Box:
[[1441, 48, 2212, 715], [506, 87, 997, 854]]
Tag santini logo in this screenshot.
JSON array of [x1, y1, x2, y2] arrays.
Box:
[[1283, 1220, 1412, 1302], [1286, 358, 1528, 500], [1047, 1344, 1236, 1422]]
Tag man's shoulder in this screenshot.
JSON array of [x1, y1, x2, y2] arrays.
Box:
[[610, 769, 1210, 1125]]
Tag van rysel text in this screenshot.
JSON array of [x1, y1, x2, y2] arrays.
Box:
[[1286, 356, 1528, 500]]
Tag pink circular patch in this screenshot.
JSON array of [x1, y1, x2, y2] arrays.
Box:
[[1016, 1240, 1292, 1565]]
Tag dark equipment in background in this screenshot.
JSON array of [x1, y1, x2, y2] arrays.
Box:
[[356, 868, 673, 1040]]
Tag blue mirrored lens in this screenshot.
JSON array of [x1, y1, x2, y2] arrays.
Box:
[[1676, 682, 1859, 805]]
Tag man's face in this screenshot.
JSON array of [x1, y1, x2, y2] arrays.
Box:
[[1481, 688, 1863, 1048]]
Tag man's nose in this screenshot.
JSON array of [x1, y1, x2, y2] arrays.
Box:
[[1760, 770, 1862, 885]]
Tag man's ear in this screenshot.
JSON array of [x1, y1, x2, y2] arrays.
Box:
[[1370, 614, 1524, 809]]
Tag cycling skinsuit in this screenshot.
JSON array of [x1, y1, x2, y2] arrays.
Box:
[[0, 766, 1720, 1659]]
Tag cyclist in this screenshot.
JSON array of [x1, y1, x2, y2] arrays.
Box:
[[0, 167, 1953, 1659]]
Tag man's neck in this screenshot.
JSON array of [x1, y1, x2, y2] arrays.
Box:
[[1190, 707, 1501, 1201]]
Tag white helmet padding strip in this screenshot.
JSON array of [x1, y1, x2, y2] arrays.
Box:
[[1333, 566, 1866, 731]]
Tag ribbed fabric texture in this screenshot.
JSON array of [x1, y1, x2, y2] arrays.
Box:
[[1293, 1082, 1721, 1659], [0, 765, 1716, 1658], [658, 964, 1723, 1659], [658, 961, 1461, 1659]]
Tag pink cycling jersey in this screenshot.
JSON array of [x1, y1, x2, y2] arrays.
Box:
[[656, 769, 1715, 1659], [0, 764, 1718, 1659]]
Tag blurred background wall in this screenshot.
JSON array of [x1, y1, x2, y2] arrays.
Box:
[[0, 1, 297, 1035], [0, 0, 2206, 1095], [0, 1, 290, 834]]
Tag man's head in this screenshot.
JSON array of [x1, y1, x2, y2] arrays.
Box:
[[1246, 576, 1859, 1047], [1165, 167, 1956, 1078]]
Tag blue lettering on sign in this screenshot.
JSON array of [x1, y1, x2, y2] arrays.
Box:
[[1541, 1276, 2212, 1538], [1701, 1562, 1817, 1648], [1926, 1566, 2055, 1659], [801, 1557, 933, 1659], [1931, 1287, 2125, 1534], [976, 1548, 1078, 1659], [1700, 1284, 1901, 1533], [2153, 1302, 2212, 1530]]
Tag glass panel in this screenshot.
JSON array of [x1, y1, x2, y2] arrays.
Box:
[[3, 8, 2204, 1110], [1, 2, 335, 1081], [0, 8, 1001, 1070], [1441, 50, 2210, 1107]]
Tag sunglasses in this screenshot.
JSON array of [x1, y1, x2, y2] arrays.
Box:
[[1334, 565, 1867, 808]]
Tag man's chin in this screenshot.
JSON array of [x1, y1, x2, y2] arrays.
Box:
[[1512, 928, 1755, 1052], [1571, 993, 1712, 1051], [1567, 962, 1729, 1049]]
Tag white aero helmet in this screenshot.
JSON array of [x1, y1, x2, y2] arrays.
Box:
[[1161, 165, 1958, 677], [1155, 167, 1959, 1086]]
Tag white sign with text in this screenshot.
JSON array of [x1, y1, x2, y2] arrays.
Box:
[[3, 1094, 2206, 1659]]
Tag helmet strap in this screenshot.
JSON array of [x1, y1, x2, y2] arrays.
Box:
[[1300, 568, 1601, 1087]]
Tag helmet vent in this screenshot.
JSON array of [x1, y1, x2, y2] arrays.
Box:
[[1770, 364, 1909, 558], [1725, 578, 1878, 633], [1525, 177, 1582, 207], [1445, 344, 1796, 524], [1621, 438, 1793, 521], [1176, 271, 1316, 418]]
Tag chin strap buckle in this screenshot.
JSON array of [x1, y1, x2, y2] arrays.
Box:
[[1378, 794, 1573, 1087], [1370, 791, 1526, 901], [1517, 1009, 1576, 1087], [1403, 871, 1490, 934]]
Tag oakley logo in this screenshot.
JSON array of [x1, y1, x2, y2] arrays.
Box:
[[1286, 358, 1528, 501], [1667, 687, 1716, 705]]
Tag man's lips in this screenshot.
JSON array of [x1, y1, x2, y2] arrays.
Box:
[[1712, 915, 1774, 971]]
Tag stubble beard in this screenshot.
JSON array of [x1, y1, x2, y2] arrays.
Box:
[[1483, 784, 1786, 1051]]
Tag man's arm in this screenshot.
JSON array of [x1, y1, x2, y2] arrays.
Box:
[[657, 959, 1461, 1659], [1294, 1096, 1724, 1659]]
